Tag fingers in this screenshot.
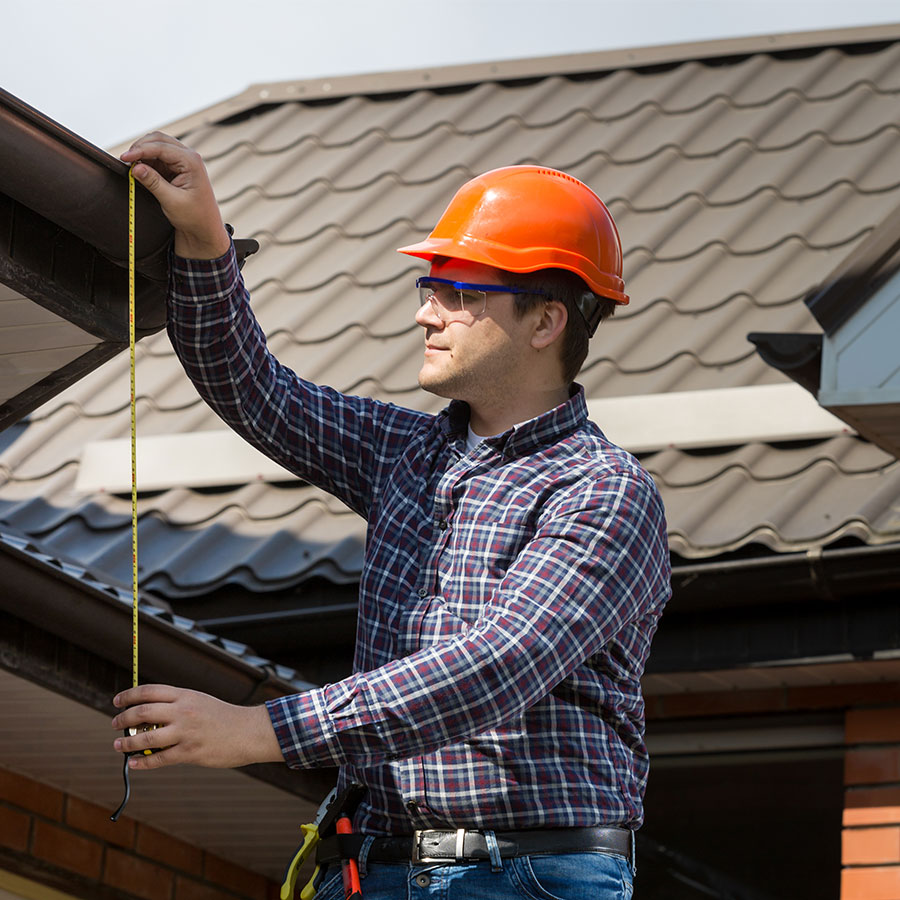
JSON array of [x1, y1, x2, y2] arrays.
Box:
[[125, 747, 173, 771], [113, 683, 180, 708], [120, 131, 185, 163], [114, 723, 173, 756], [129, 161, 181, 207], [118, 134, 228, 256], [112, 685, 179, 756], [112, 703, 169, 732]]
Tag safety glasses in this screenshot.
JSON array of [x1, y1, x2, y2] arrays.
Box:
[[416, 277, 549, 320]]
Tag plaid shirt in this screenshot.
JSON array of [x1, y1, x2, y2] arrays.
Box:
[[168, 243, 671, 835]]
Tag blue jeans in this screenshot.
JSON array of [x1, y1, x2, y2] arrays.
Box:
[[313, 836, 634, 900]]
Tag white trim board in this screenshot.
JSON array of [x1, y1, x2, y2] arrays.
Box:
[[76, 430, 296, 494], [588, 382, 851, 454], [76, 383, 852, 493]]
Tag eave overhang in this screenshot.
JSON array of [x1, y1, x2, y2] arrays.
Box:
[[0, 87, 172, 430]]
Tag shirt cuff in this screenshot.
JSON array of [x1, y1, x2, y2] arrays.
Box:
[[168, 239, 241, 310], [266, 689, 344, 769]]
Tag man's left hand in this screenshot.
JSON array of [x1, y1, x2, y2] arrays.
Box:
[[112, 684, 284, 770]]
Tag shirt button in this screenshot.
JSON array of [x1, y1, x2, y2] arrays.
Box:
[[415, 873, 432, 887], [406, 799, 419, 812], [417, 588, 428, 598], [437, 519, 448, 531]]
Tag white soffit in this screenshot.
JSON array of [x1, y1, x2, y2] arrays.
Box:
[[77, 384, 852, 493]]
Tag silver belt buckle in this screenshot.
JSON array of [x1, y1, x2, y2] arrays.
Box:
[[412, 828, 468, 863]]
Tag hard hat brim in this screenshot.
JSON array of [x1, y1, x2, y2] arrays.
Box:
[[397, 236, 629, 306]]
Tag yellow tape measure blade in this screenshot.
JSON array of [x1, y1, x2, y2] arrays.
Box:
[[128, 167, 138, 690]]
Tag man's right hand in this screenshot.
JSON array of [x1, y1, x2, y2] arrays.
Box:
[[121, 132, 231, 260]]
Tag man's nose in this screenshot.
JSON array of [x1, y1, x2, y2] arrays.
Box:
[[415, 297, 444, 328]]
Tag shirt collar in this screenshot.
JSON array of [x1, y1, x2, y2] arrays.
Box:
[[439, 384, 589, 457]]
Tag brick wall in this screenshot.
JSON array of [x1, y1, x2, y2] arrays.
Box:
[[843, 707, 900, 900], [0, 766, 280, 900]]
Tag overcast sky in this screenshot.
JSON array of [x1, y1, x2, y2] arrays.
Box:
[[3, 0, 899, 149]]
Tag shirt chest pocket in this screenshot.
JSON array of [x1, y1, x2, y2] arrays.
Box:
[[437, 508, 537, 585]]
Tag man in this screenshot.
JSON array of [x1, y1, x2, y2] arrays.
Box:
[[112, 133, 671, 900]]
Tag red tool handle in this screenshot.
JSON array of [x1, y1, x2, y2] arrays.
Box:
[[336, 815, 362, 900]]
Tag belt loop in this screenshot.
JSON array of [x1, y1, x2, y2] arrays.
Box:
[[358, 835, 376, 879], [630, 829, 636, 876], [483, 830, 503, 873]]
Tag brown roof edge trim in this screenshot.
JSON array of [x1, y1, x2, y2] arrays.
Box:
[[0, 529, 318, 704], [0, 86, 172, 272], [746, 332, 823, 395], [122, 23, 900, 146]]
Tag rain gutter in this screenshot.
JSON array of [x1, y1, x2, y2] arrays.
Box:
[[671, 542, 900, 608], [0, 87, 171, 288], [0, 529, 317, 703]]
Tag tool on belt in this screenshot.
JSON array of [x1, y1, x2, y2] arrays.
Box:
[[281, 782, 366, 900]]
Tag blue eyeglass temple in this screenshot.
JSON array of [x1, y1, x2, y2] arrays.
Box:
[[416, 277, 604, 336], [416, 276, 549, 296]]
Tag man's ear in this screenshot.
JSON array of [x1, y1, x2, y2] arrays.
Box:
[[531, 300, 568, 350]]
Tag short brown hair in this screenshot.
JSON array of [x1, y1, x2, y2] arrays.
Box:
[[501, 268, 616, 383]]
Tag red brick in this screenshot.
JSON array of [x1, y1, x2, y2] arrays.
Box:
[[643, 682, 900, 722], [104, 847, 174, 900], [841, 865, 900, 900], [652, 687, 787, 719], [843, 827, 900, 865], [204, 853, 267, 900], [137, 824, 203, 876], [66, 794, 135, 848], [845, 787, 900, 826], [174, 877, 238, 900], [32, 819, 103, 880], [0, 804, 30, 851], [791, 682, 900, 712], [847, 708, 900, 745], [846, 748, 900, 786], [0, 767, 64, 819]]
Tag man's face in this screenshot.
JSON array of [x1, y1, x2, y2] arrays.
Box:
[[414, 257, 538, 407]]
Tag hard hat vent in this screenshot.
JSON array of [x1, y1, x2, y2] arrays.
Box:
[[537, 168, 581, 185]]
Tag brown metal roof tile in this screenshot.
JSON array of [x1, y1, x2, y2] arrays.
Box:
[[4, 32, 900, 598]]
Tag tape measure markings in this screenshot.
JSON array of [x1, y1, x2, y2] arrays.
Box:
[[129, 167, 138, 691]]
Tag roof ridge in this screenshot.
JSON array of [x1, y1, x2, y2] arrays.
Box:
[[113, 24, 900, 149]]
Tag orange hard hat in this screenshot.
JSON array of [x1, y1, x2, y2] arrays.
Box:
[[397, 165, 629, 311]]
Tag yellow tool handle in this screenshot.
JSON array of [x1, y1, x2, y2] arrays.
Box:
[[298, 866, 322, 900], [280, 823, 319, 900]]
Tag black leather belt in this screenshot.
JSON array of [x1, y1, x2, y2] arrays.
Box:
[[317, 826, 632, 866]]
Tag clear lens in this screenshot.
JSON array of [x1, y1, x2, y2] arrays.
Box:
[[458, 289, 487, 314], [418, 280, 487, 318]]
